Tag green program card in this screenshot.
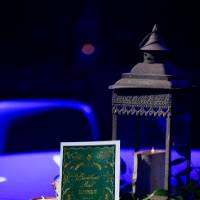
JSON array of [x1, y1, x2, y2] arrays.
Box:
[[60, 141, 120, 200]]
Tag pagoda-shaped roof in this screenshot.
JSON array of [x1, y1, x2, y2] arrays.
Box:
[[140, 25, 170, 51]]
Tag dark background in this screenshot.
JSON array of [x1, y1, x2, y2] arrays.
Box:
[[0, 0, 200, 149]]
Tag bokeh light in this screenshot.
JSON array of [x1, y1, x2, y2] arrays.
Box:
[[81, 43, 95, 55]]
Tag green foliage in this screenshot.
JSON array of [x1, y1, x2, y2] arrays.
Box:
[[177, 180, 200, 199], [139, 157, 200, 200], [141, 189, 169, 200], [124, 156, 200, 200], [141, 181, 200, 200]]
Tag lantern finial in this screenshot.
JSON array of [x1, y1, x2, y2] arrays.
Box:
[[140, 24, 169, 51], [152, 24, 157, 32]]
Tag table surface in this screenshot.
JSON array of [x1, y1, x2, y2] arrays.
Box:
[[0, 149, 199, 200], [0, 152, 59, 200]]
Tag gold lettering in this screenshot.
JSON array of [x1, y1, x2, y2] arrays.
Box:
[[68, 173, 100, 181], [79, 189, 97, 195], [80, 181, 95, 188], [66, 193, 70, 200]]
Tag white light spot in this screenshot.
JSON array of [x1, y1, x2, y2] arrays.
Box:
[[151, 147, 155, 154], [52, 155, 60, 167], [0, 176, 7, 183]]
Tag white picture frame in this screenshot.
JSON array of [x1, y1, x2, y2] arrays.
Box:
[[59, 140, 120, 200]]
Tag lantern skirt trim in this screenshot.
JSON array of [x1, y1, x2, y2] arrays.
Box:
[[112, 92, 171, 117]]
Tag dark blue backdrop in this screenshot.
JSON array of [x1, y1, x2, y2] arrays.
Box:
[[0, 0, 199, 149]]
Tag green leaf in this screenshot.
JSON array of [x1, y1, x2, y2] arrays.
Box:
[[171, 158, 186, 166], [142, 192, 155, 200], [174, 196, 184, 200], [195, 191, 200, 198], [142, 189, 168, 200], [153, 189, 168, 196], [176, 167, 193, 177]]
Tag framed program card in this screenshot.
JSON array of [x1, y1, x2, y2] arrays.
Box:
[[60, 141, 120, 200]]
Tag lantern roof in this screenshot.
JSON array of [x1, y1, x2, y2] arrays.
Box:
[[109, 25, 191, 90], [140, 25, 170, 51]]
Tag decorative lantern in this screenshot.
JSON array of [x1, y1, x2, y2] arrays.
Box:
[[109, 25, 192, 198]]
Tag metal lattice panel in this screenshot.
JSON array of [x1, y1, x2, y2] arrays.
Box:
[[112, 92, 172, 117]]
